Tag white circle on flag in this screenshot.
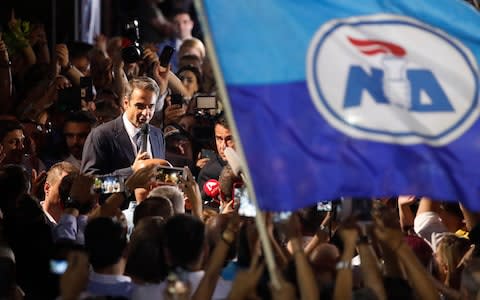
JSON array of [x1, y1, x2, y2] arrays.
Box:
[[306, 14, 479, 146]]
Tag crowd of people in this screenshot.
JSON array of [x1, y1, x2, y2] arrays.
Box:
[[0, 1, 480, 300]]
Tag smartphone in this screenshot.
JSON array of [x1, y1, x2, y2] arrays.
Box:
[[155, 165, 185, 185], [92, 175, 125, 194], [273, 211, 292, 223], [159, 45, 175, 67], [170, 93, 184, 106], [317, 201, 332, 212], [196, 96, 217, 109], [235, 186, 256, 217], [50, 259, 68, 275], [201, 149, 216, 160], [337, 197, 373, 222], [80, 76, 94, 102]]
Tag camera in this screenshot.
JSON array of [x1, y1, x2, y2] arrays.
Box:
[[121, 20, 144, 64], [194, 95, 218, 118]]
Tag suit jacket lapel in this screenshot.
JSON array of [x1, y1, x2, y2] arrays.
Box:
[[114, 117, 136, 163]]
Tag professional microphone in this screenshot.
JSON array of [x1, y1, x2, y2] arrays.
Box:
[[203, 179, 221, 206], [224, 147, 242, 176], [203, 179, 220, 198], [139, 123, 149, 154]]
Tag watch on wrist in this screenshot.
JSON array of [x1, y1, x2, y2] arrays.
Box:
[[335, 260, 352, 270]]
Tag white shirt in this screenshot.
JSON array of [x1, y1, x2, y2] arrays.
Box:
[[132, 270, 231, 300], [122, 113, 152, 157]]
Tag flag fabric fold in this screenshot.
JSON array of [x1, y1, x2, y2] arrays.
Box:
[[200, 0, 480, 211]]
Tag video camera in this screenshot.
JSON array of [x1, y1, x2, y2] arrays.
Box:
[[121, 19, 143, 64]]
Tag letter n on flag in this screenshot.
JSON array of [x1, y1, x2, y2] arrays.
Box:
[[196, 0, 480, 211]]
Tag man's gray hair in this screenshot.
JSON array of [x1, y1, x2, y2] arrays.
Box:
[[126, 76, 161, 100], [148, 185, 185, 214]]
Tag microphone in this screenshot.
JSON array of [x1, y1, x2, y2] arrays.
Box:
[[203, 179, 220, 198], [139, 123, 149, 154], [224, 147, 242, 176]]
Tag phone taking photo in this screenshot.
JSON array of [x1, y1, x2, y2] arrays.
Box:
[[317, 201, 332, 212], [155, 165, 185, 185], [159, 45, 175, 67], [92, 175, 125, 194], [50, 259, 68, 275], [201, 149, 216, 160], [273, 211, 292, 223], [235, 186, 256, 217]]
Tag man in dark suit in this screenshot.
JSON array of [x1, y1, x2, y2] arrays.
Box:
[[81, 76, 166, 176]]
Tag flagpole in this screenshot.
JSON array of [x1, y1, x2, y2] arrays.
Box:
[[193, 0, 281, 289]]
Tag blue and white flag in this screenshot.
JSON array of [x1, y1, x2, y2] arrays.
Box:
[[199, 0, 480, 211]]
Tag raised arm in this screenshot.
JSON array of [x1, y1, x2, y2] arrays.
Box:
[[192, 215, 240, 300], [375, 219, 440, 300], [288, 214, 320, 300], [333, 225, 358, 300]]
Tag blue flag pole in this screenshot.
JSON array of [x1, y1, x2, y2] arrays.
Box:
[[193, 0, 281, 289]]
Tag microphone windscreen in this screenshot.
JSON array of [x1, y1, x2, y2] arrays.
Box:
[[140, 123, 150, 134], [224, 147, 242, 176], [204, 179, 220, 197]]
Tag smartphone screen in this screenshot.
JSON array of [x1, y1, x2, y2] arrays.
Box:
[[317, 201, 332, 212], [93, 175, 125, 194], [196, 96, 217, 109], [80, 76, 93, 102], [155, 166, 185, 184], [235, 186, 256, 217], [273, 211, 292, 223], [50, 259, 68, 275], [159, 45, 175, 67], [170, 93, 184, 106], [201, 149, 216, 160]]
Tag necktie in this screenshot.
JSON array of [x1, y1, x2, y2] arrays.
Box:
[[135, 123, 150, 154], [134, 130, 144, 154]]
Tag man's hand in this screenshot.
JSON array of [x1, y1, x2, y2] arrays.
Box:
[[54, 75, 72, 90], [398, 195, 416, 207], [30, 169, 47, 198], [29, 24, 48, 47], [55, 44, 70, 69], [88, 193, 124, 220], [131, 152, 152, 172], [179, 166, 202, 217], [125, 164, 157, 191], [196, 157, 209, 169], [164, 104, 187, 125]]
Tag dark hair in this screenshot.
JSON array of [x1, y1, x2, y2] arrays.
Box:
[[163, 214, 205, 268], [64, 110, 97, 127], [170, 8, 192, 19], [214, 113, 230, 131], [125, 217, 167, 282], [85, 218, 127, 270], [67, 41, 93, 60], [177, 65, 203, 90], [0, 165, 30, 215], [0, 120, 23, 142], [133, 196, 174, 226]]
